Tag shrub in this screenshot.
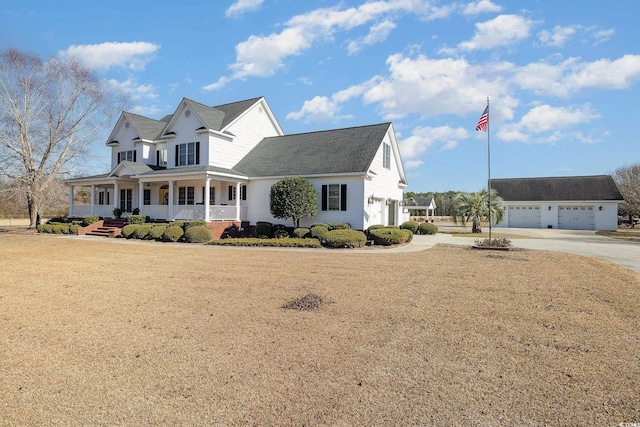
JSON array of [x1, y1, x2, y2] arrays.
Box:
[[68, 224, 79, 235], [132, 207, 140, 215], [113, 208, 123, 219], [52, 224, 68, 234], [274, 228, 290, 239], [36, 224, 46, 233], [474, 237, 512, 248], [184, 226, 212, 243], [365, 224, 386, 238], [82, 215, 99, 226], [400, 228, 414, 243], [149, 225, 167, 240], [293, 228, 310, 238], [418, 222, 438, 235], [183, 220, 207, 230], [126, 215, 146, 224], [368, 227, 411, 246], [163, 225, 184, 242], [327, 222, 351, 230], [121, 224, 140, 238], [208, 238, 321, 248], [310, 223, 325, 228], [323, 229, 367, 248], [47, 216, 68, 224], [310, 224, 328, 241], [133, 224, 153, 239], [400, 221, 420, 234], [255, 221, 273, 238]]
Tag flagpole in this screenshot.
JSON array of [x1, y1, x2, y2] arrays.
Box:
[[487, 97, 491, 242]]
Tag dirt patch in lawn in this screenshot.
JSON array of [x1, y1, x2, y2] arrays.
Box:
[[1, 234, 639, 425]]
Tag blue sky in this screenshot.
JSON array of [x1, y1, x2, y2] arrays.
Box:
[[2, 0, 639, 192]]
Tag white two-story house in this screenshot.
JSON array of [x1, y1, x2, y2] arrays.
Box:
[[65, 97, 408, 231]]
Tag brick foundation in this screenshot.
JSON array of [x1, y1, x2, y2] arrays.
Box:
[[205, 221, 250, 239]]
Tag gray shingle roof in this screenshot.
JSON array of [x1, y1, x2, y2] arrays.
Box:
[[405, 196, 434, 207], [181, 97, 263, 132], [123, 112, 167, 140], [141, 165, 246, 178], [233, 123, 391, 177], [214, 97, 263, 129], [491, 175, 624, 202]]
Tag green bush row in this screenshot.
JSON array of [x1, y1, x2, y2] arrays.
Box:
[[367, 227, 413, 246], [120, 222, 212, 243], [209, 238, 322, 248], [400, 221, 438, 235], [37, 223, 79, 234]]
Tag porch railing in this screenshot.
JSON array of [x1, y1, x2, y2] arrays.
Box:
[[69, 204, 247, 221]]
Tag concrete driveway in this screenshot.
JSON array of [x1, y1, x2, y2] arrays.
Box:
[[406, 228, 640, 273]]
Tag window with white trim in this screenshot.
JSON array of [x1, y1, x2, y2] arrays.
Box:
[[176, 142, 198, 166], [118, 150, 136, 163], [202, 187, 216, 205], [383, 143, 391, 169], [143, 189, 151, 205], [178, 186, 195, 205], [157, 149, 167, 167], [228, 185, 247, 201], [321, 184, 347, 211]]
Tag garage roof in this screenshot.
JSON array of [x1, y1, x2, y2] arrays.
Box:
[[490, 175, 624, 202]]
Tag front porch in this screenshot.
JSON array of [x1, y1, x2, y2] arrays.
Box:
[[69, 204, 248, 222]]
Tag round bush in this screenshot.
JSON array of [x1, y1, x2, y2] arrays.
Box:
[[310, 224, 328, 241], [365, 224, 385, 237], [369, 227, 411, 246], [52, 224, 67, 234], [184, 225, 212, 243], [133, 224, 153, 239], [148, 225, 167, 240], [82, 215, 99, 226], [68, 224, 79, 235], [121, 224, 140, 238], [418, 222, 438, 235], [400, 228, 414, 243], [327, 222, 351, 230], [163, 225, 184, 242], [126, 215, 146, 224], [310, 223, 326, 229], [274, 228, 290, 239], [400, 221, 420, 234], [323, 229, 367, 248], [183, 220, 207, 230], [256, 221, 273, 238], [293, 228, 310, 238]]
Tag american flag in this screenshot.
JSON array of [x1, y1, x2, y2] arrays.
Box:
[[476, 105, 488, 132]]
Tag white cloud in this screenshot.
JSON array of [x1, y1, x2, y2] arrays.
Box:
[[106, 79, 158, 101], [399, 125, 469, 163], [463, 0, 502, 16], [204, 0, 455, 90], [457, 14, 535, 51], [58, 41, 160, 71], [538, 25, 579, 47], [129, 105, 163, 117], [347, 20, 397, 55], [226, 0, 264, 17], [497, 104, 600, 142], [285, 96, 352, 122], [513, 55, 640, 96], [592, 28, 614, 45]]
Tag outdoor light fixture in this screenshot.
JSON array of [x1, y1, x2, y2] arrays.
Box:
[[368, 195, 374, 205], [548, 206, 552, 210], [599, 206, 603, 211]]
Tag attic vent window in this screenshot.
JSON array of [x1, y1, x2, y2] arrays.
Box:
[[185, 109, 191, 118], [258, 106, 264, 113], [124, 122, 130, 129]]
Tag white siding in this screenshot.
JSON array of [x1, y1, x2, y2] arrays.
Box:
[[498, 201, 619, 231], [210, 101, 281, 169], [110, 119, 140, 169], [164, 107, 208, 169], [245, 176, 366, 229]]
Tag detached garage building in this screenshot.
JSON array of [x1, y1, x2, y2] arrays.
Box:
[[491, 175, 624, 231]]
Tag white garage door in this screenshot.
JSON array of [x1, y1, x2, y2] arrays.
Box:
[[558, 206, 594, 230], [508, 206, 541, 228]]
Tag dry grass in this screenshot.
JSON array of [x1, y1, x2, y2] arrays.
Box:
[[597, 228, 640, 243], [1, 234, 639, 425]]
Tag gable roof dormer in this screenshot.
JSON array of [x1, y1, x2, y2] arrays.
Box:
[[105, 111, 168, 146]]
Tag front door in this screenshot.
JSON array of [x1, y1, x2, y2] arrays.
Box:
[[159, 188, 169, 205], [388, 200, 396, 226]]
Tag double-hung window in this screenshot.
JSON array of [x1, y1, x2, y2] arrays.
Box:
[[321, 184, 347, 211], [228, 185, 247, 201], [143, 189, 151, 205], [178, 186, 195, 205], [176, 142, 199, 166], [157, 149, 167, 167], [202, 187, 216, 205], [383, 143, 391, 169], [117, 150, 136, 163]]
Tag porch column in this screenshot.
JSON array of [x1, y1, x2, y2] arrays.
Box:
[[69, 185, 74, 217], [235, 182, 241, 221], [168, 180, 174, 220], [90, 185, 96, 216], [138, 181, 144, 212], [114, 182, 120, 211], [204, 178, 211, 222]]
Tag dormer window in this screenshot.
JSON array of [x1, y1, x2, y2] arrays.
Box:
[[117, 150, 136, 163], [175, 142, 199, 166], [383, 143, 391, 169]]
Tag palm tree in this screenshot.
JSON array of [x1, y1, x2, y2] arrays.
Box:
[[451, 189, 504, 233]]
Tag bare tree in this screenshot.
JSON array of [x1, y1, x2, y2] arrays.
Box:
[[612, 164, 640, 226], [0, 49, 120, 227]]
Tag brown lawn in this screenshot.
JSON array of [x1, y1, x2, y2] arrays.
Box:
[[1, 233, 639, 425]]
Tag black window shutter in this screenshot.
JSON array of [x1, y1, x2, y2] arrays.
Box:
[[133, 150, 137, 162], [117, 152, 121, 163], [175, 145, 179, 167], [340, 184, 347, 211], [228, 185, 233, 200], [321, 185, 327, 211], [241, 185, 247, 200], [156, 151, 160, 166], [195, 142, 200, 164]]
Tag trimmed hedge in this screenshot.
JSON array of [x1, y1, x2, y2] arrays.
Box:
[[327, 222, 351, 230], [184, 226, 212, 243], [126, 215, 147, 224], [255, 221, 273, 238], [400, 228, 414, 243], [69, 224, 79, 235], [368, 227, 411, 246], [400, 221, 419, 234], [323, 229, 367, 248], [209, 238, 321, 248], [182, 220, 207, 230], [133, 224, 153, 239], [310, 224, 328, 241], [419, 222, 438, 235], [149, 225, 167, 240], [293, 228, 310, 238], [121, 224, 140, 238], [274, 228, 290, 239], [163, 225, 184, 242], [82, 215, 99, 226]]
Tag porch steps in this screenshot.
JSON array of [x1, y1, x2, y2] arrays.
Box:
[[80, 219, 127, 238]]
